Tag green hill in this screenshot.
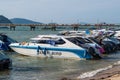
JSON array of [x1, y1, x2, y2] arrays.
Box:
[[0, 15, 12, 23], [10, 18, 43, 24]]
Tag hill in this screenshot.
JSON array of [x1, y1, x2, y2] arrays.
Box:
[[10, 18, 42, 24], [0, 15, 12, 23]]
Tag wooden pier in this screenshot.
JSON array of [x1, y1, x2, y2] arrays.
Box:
[[0, 23, 120, 31]]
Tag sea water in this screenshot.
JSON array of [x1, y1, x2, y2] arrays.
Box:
[[0, 27, 120, 80]]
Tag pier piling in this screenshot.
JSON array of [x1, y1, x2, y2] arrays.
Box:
[[10, 25, 16, 31], [30, 25, 36, 31]]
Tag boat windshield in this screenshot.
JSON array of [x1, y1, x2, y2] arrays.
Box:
[[89, 37, 99, 44], [76, 37, 92, 43], [66, 37, 93, 48], [66, 37, 84, 47], [31, 38, 65, 45]]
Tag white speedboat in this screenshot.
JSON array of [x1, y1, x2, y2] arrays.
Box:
[[9, 35, 101, 60]]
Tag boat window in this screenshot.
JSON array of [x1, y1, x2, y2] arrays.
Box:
[[54, 38, 65, 44]]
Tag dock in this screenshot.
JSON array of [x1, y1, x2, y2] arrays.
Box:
[[0, 23, 120, 31]]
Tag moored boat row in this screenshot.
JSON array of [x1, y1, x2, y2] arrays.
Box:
[[8, 29, 120, 60], [1, 29, 120, 60]]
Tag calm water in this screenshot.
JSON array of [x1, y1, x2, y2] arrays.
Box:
[[0, 28, 120, 80]]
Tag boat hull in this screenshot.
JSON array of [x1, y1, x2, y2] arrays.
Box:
[[10, 44, 92, 60]]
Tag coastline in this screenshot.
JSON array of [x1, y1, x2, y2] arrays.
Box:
[[79, 65, 120, 80], [77, 61, 120, 80], [61, 61, 120, 80]]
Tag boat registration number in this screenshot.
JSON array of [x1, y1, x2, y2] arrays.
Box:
[[38, 51, 62, 56]]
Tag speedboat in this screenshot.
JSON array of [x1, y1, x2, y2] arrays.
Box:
[[9, 35, 101, 60], [0, 33, 17, 51]]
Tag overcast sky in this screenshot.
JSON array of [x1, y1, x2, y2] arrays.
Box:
[[0, 0, 120, 24]]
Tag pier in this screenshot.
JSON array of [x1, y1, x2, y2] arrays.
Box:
[[0, 23, 120, 31]]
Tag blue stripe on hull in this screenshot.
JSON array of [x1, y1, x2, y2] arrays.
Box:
[[11, 45, 92, 59]]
